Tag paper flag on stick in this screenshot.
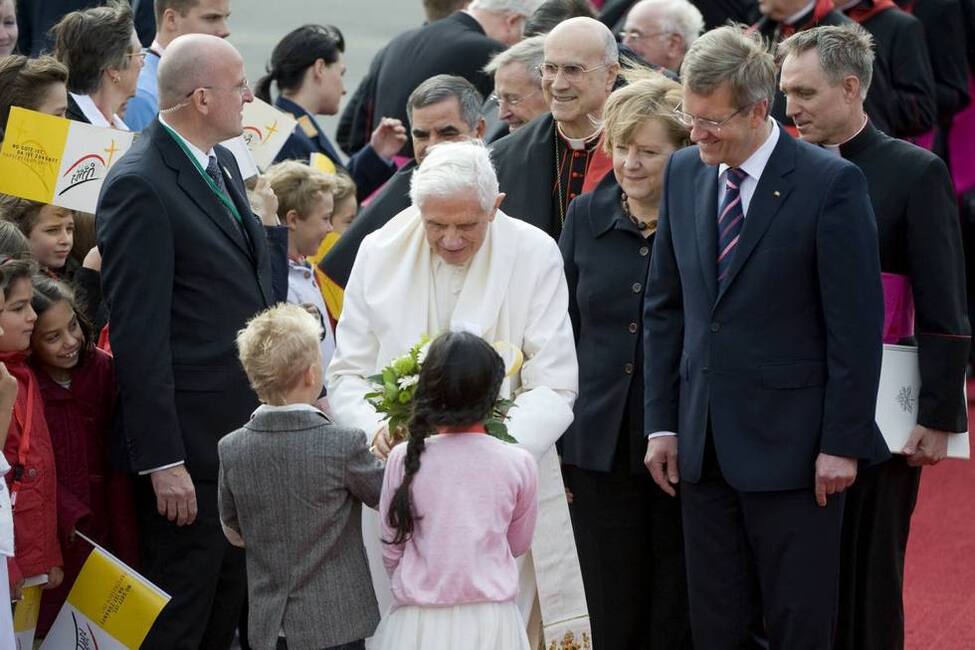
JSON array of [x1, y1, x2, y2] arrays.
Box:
[[0, 107, 134, 213], [40, 533, 170, 650], [231, 97, 296, 171], [13, 585, 42, 650]]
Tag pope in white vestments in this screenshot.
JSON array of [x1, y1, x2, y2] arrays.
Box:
[[327, 141, 592, 647]]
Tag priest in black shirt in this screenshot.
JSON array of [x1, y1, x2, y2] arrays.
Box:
[[491, 16, 619, 239], [780, 25, 970, 650]]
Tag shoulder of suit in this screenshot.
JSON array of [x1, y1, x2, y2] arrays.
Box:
[[296, 115, 319, 138], [490, 115, 553, 160], [502, 213, 563, 261]]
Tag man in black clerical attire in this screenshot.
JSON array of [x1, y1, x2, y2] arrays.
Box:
[[780, 25, 970, 650], [491, 16, 619, 239], [895, 0, 971, 159], [319, 75, 485, 289], [839, 0, 937, 139], [752, 0, 899, 136], [341, 1, 535, 160]]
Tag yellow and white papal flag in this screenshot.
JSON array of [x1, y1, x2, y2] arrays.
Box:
[[40, 538, 170, 650], [0, 107, 134, 213]]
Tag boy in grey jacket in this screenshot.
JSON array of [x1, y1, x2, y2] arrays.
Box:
[[218, 303, 384, 650]]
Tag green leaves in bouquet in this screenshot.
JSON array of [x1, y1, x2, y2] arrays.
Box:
[[485, 398, 518, 443]]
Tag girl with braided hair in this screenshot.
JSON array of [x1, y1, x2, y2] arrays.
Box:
[[373, 331, 538, 650]]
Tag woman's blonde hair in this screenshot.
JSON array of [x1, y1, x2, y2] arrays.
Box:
[[603, 67, 690, 153], [236, 303, 322, 405], [263, 160, 337, 221]]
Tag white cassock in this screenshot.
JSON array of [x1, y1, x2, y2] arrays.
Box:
[[327, 206, 592, 647]]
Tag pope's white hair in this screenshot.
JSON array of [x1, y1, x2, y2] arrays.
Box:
[[469, 0, 545, 16], [410, 141, 499, 214]]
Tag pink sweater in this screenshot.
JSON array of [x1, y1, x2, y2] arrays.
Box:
[[379, 432, 538, 609]]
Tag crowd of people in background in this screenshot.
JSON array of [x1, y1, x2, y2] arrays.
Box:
[[0, 0, 973, 648]]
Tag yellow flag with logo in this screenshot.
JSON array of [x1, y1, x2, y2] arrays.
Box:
[[40, 543, 170, 649], [0, 106, 134, 213], [13, 584, 42, 649]]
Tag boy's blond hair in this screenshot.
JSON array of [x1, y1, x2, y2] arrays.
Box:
[[332, 170, 357, 204], [263, 160, 337, 221], [236, 304, 323, 404]]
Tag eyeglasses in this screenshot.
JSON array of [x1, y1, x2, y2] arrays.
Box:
[[184, 78, 251, 98], [489, 89, 541, 107], [125, 48, 149, 62], [672, 102, 755, 132], [619, 29, 673, 42], [536, 62, 610, 82]]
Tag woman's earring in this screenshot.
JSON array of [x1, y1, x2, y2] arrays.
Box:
[[113, 76, 121, 84]]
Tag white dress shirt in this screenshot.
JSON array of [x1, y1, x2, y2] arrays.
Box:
[[70, 92, 130, 130]]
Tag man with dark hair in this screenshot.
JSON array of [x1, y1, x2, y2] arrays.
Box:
[[424, 0, 470, 21], [780, 24, 969, 650], [339, 0, 539, 158], [125, 0, 231, 131], [320, 74, 486, 290]]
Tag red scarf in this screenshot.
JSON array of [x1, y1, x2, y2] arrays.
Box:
[[780, 0, 837, 37], [437, 424, 488, 434], [847, 0, 898, 22]]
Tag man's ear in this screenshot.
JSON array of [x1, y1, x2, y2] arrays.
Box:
[[605, 63, 621, 92], [475, 117, 487, 139], [842, 75, 862, 104]]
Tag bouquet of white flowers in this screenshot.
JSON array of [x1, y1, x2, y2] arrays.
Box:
[[364, 335, 517, 443]]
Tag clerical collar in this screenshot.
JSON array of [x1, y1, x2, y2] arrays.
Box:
[[838, 116, 877, 158], [823, 114, 869, 156], [784, 0, 817, 24], [556, 122, 603, 150]]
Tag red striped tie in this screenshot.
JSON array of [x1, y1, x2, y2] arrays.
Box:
[[717, 167, 747, 287]]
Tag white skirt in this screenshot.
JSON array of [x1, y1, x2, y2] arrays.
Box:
[[371, 601, 530, 650]]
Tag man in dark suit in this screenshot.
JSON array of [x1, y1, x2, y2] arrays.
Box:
[[16, 0, 155, 54], [780, 25, 970, 650], [491, 16, 620, 239], [96, 34, 280, 649], [319, 75, 486, 290], [643, 26, 888, 649], [343, 0, 532, 160]]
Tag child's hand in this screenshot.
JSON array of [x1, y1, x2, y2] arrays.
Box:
[[370, 425, 392, 459], [0, 362, 17, 408], [10, 578, 23, 601], [82, 246, 102, 272], [249, 177, 280, 226], [44, 567, 64, 590]]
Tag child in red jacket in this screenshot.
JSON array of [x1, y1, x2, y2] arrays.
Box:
[[28, 275, 138, 633], [0, 258, 62, 599]]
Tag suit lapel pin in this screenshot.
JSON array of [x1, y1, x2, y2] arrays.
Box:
[[773, 190, 781, 197]]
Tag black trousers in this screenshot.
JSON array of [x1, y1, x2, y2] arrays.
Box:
[[835, 455, 921, 650], [137, 478, 247, 650], [681, 438, 845, 650], [563, 432, 692, 650]]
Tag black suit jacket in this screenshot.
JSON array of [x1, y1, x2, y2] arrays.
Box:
[[841, 122, 971, 432], [318, 161, 418, 288], [97, 121, 275, 481], [644, 127, 889, 492], [490, 113, 558, 236], [15, 0, 154, 55], [371, 12, 503, 158], [559, 174, 653, 473], [65, 95, 89, 124], [851, 4, 938, 138]]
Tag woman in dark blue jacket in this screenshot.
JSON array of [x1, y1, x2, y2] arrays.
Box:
[[255, 24, 406, 201], [558, 72, 692, 650]]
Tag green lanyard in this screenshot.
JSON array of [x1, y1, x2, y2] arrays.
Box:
[[162, 123, 243, 223]]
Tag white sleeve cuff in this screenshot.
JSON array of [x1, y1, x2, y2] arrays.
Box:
[[138, 461, 185, 476], [647, 431, 678, 439]]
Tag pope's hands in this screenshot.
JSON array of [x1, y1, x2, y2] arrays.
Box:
[[644, 436, 679, 497], [150, 465, 197, 526]]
